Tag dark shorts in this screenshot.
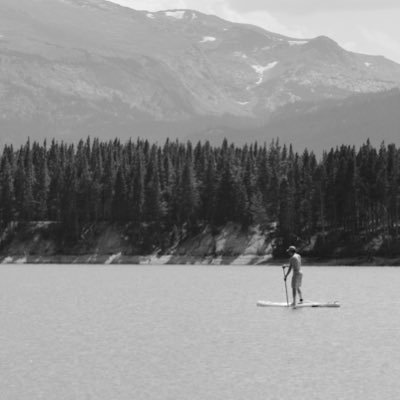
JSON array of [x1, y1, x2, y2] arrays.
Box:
[[291, 272, 303, 289]]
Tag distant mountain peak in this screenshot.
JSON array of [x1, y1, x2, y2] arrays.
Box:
[[312, 35, 339, 45]]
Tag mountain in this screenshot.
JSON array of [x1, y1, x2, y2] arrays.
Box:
[[190, 89, 400, 150], [1, 0, 400, 151]]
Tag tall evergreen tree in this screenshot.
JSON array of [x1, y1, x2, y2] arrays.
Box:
[[112, 166, 128, 221], [145, 146, 164, 223], [0, 155, 16, 225], [35, 147, 50, 220], [278, 177, 295, 249], [177, 158, 199, 226], [131, 147, 145, 224]]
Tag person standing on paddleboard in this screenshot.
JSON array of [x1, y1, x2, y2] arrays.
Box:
[[283, 246, 303, 307]]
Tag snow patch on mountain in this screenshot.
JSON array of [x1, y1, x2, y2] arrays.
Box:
[[252, 62, 278, 84], [233, 51, 248, 59], [365, 62, 372, 67], [165, 10, 185, 19], [200, 36, 216, 43], [146, 13, 155, 19], [288, 40, 308, 46]]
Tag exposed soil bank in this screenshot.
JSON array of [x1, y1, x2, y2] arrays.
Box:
[[1, 254, 399, 266], [0, 222, 399, 266]]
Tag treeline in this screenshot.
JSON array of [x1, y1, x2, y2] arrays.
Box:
[[0, 137, 399, 254]]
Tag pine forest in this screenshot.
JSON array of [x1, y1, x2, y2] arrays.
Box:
[[0, 137, 399, 258]]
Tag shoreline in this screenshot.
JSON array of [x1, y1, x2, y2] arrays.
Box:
[[1, 254, 399, 266], [1, 221, 399, 267]]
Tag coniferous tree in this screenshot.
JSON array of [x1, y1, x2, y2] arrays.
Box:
[[22, 140, 36, 221], [215, 151, 244, 225], [113, 166, 128, 221], [177, 158, 199, 227], [201, 153, 218, 224], [131, 147, 145, 224], [77, 153, 93, 223], [47, 142, 65, 221], [161, 144, 175, 226], [102, 150, 115, 221], [90, 138, 103, 222], [278, 177, 295, 249], [35, 146, 50, 220], [0, 154, 16, 225], [387, 144, 399, 236], [256, 144, 270, 210], [61, 162, 79, 240], [312, 163, 327, 237], [145, 146, 164, 223]]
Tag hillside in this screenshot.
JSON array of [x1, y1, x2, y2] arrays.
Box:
[[1, 0, 400, 151], [192, 89, 400, 150]]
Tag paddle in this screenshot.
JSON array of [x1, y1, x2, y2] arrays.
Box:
[[282, 265, 289, 306]]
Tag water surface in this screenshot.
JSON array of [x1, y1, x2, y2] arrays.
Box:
[[0, 265, 399, 400]]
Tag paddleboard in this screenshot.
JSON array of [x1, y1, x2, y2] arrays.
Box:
[[257, 300, 340, 308]]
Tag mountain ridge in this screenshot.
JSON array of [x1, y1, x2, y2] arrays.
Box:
[[1, 0, 400, 151]]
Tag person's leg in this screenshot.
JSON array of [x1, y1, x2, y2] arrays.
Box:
[[297, 274, 303, 302], [297, 288, 303, 302], [292, 286, 297, 306]]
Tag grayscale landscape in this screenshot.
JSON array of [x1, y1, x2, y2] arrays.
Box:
[[1, 1, 400, 400]]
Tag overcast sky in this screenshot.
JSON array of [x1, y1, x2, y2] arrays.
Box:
[[108, 0, 400, 64]]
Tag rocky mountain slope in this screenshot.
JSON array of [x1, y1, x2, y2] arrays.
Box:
[[1, 0, 400, 150]]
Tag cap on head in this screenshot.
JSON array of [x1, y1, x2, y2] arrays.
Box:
[[286, 245, 296, 253]]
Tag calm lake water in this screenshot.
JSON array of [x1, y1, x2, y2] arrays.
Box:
[[0, 264, 399, 400]]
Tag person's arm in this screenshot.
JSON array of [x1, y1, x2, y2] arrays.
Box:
[[284, 261, 292, 281]]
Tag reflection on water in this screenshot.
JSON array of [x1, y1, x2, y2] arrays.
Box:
[[0, 265, 399, 400]]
